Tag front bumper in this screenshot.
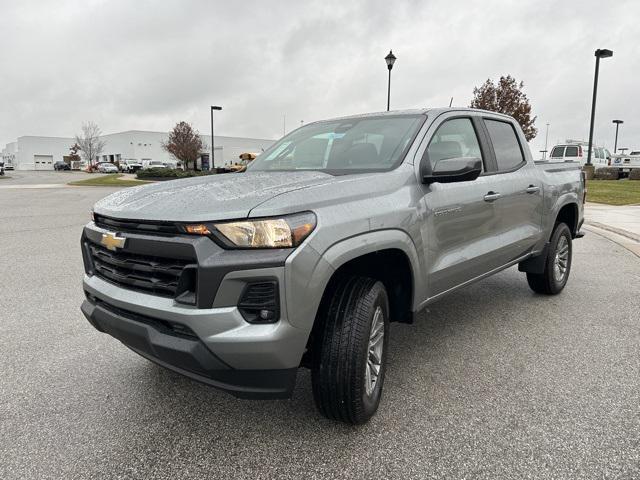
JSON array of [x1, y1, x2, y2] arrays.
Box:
[[81, 294, 297, 399], [80, 222, 315, 399]]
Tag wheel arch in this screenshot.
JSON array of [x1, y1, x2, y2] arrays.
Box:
[[320, 229, 422, 315], [554, 201, 579, 237], [298, 230, 422, 367], [520, 202, 579, 275]]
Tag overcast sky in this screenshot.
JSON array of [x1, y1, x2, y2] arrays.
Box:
[[2, 0, 639, 156]]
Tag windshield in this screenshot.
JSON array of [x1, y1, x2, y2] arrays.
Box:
[[248, 115, 425, 174]]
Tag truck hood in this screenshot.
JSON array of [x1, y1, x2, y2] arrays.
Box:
[[93, 171, 336, 222]]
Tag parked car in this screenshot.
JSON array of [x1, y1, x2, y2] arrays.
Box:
[[549, 142, 611, 168], [54, 161, 71, 171], [3, 162, 14, 171], [162, 160, 180, 169], [118, 160, 143, 173], [143, 160, 168, 170], [610, 151, 640, 177], [97, 162, 119, 173], [81, 108, 585, 424]]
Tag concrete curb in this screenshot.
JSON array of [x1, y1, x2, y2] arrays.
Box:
[[583, 224, 640, 259], [585, 221, 640, 243]]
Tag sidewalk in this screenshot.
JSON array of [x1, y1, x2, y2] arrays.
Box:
[[584, 202, 640, 257]]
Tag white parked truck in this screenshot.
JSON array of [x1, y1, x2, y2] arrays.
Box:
[[610, 151, 640, 177], [549, 141, 611, 169]]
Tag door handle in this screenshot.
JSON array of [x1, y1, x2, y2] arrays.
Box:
[[483, 191, 501, 202], [525, 185, 540, 194]]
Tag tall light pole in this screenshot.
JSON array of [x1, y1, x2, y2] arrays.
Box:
[[211, 105, 222, 170], [612, 119, 623, 153], [385, 50, 396, 111], [544, 123, 550, 159], [586, 49, 613, 165]]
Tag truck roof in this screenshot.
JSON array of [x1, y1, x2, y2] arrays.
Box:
[[312, 107, 515, 124]]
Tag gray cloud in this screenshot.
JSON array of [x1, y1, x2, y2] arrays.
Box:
[[2, 0, 639, 155]]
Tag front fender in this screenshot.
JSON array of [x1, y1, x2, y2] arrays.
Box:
[[284, 229, 423, 332]]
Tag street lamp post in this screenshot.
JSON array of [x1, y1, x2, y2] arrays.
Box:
[[211, 105, 222, 170], [385, 50, 396, 111], [586, 49, 613, 165], [544, 123, 550, 159], [612, 119, 623, 153]]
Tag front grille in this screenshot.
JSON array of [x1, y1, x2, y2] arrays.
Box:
[[94, 214, 182, 236], [88, 243, 193, 298]]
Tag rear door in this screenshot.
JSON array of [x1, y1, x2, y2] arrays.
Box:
[[480, 117, 544, 260], [564, 145, 580, 162]]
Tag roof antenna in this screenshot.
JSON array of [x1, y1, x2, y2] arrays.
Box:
[[449, 97, 453, 107]]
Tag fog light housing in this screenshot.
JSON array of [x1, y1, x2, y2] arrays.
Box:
[[238, 281, 279, 324]]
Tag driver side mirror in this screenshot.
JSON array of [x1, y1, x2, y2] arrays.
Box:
[[422, 157, 482, 184]]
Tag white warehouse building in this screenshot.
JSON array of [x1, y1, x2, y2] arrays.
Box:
[[1, 130, 275, 170]]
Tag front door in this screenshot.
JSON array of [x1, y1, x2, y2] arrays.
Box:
[[417, 115, 504, 298]]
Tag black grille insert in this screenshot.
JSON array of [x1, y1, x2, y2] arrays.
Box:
[[88, 242, 194, 298]]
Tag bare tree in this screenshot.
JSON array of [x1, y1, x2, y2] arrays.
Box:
[[162, 121, 206, 170], [470, 75, 538, 141], [75, 121, 106, 166]]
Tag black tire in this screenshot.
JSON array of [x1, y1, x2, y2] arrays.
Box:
[[311, 276, 390, 424], [527, 222, 572, 295]]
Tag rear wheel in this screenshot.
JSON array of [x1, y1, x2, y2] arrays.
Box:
[[311, 277, 389, 424], [527, 222, 572, 295]]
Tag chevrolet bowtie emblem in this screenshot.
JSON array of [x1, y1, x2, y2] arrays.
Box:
[[100, 232, 126, 251]]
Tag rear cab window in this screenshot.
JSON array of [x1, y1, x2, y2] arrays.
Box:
[[484, 119, 525, 171], [564, 146, 578, 157], [551, 146, 565, 158]]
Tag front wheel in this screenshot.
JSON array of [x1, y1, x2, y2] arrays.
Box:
[[527, 222, 572, 295], [311, 277, 389, 424]]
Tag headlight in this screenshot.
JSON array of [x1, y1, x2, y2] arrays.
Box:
[[184, 212, 316, 249]]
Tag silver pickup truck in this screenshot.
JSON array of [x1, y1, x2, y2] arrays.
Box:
[[81, 108, 585, 424]]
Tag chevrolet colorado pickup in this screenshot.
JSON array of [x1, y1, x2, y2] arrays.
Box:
[[81, 108, 585, 424]]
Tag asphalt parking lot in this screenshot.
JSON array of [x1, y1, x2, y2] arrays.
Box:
[[1, 179, 639, 479]]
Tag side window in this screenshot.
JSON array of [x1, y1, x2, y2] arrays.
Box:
[[564, 146, 578, 157], [551, 146, 565, 158], [427, 118, 483, 168], [485, 119, 525, 171]]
